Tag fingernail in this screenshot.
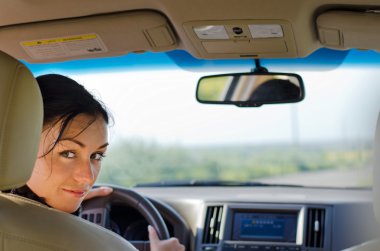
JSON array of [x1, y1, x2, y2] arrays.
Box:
[[103, 187, 113, 193], [148, 225, 153, 231]]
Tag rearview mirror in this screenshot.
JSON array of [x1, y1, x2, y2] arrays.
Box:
[[196, 73, 304, 107]]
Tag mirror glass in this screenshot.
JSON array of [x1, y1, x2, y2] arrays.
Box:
[[197, 73, 304, 106]]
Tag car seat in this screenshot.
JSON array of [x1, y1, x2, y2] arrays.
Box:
[[0, 50, 136, 251], [343, 113, 380, 250]]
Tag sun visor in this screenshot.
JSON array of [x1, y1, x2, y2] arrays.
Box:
[[317, 10, 380, 51], [183, 20, 297, 59], [0, 11, 177, 63]]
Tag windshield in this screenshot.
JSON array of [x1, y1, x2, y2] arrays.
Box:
[[28, 49, 379, 188]]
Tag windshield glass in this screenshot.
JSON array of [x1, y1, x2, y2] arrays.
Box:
[[29, 50, 379, 188]]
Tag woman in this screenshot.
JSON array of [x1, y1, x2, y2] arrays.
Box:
[[11, 74, 184, 251]]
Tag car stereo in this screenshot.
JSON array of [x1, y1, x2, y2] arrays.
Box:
[[221, 205, 305, 251], [231, 211, 298, 243]]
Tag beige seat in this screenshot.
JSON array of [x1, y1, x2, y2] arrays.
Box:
[[375, 113, 380, 238], [0, 50, 137, 251], [343, 113, 380, 250]]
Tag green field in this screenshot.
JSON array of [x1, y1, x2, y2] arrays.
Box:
[[98, 139, 372, 187]]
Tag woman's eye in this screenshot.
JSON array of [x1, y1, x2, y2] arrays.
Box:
[[60, 151, 76, 159], [91, 152, 106, 161]]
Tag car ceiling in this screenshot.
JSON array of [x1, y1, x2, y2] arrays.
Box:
[[0, 0, 379, 63]]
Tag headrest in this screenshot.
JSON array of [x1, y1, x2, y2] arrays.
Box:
[[374, 113, 380, 223], [0, 51, 43, 190]]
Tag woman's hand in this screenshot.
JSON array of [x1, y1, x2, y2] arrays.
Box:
[[84, 186, 113, 200], [84, 187, 185, 250], [148, 225, 185, 251]]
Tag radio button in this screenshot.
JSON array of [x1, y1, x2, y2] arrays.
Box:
[[202, 246, 217, 251], [222, 244, 235, 251], [248, 245, 260, 250], [287, 247, 301, 251], [236, 244, 247, 249], [274, 246, 288, 251]]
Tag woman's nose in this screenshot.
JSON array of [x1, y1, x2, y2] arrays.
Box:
[[74, 159, 95, 184]]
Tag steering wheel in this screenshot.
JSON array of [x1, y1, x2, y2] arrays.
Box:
[[80, 187, 170, 249]]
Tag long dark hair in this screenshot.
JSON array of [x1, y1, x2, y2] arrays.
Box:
[[36, 74, 110, 155]]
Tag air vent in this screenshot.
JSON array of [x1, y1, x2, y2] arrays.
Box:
[[305, 208, 326, 248], [202, 205, 224, 244]]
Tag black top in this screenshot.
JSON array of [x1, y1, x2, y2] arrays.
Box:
[[10, 185, 80, 215], [11, 185, 47, 205]]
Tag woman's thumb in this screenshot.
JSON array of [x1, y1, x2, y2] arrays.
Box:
[[148, 225, 160, 243]]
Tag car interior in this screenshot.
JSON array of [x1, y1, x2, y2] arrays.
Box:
[[0, 1, 380, 251]]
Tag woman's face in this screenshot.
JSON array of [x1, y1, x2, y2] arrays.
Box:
[[27, 114, 108, 213]]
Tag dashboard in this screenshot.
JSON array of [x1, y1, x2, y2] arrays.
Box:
[[81, 186, 380, 251]]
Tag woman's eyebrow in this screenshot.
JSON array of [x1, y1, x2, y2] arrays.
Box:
[[60, 138, 109, 149], [98, 142, 109, 149]]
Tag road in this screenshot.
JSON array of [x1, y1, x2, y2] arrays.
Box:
[[257, 167, 372, 187]]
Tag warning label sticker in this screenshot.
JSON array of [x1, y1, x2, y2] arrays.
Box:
[[20, 33, 108, 60]]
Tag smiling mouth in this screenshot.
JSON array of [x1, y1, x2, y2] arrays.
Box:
[[62, 188, 87, 197]]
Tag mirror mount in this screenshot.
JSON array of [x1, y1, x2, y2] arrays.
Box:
[[251, 59, 268, 73]]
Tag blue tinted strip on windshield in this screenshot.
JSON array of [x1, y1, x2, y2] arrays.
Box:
[[25, 52, 176, 75], [25, 48, 379, 76]]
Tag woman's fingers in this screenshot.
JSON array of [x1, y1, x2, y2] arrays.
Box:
[[84, 186, 113, 200], [148, 225, 185, 251]]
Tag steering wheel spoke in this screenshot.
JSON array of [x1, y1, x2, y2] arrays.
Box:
[[81, 187, 170, 243], [80, 207, 110, 228]]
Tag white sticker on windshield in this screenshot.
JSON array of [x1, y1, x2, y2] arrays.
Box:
[[20, 33, 108, 60], [248, 24, 284, 38]]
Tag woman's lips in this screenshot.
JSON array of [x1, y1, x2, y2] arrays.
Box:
[[62, 188, 87, 198]]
